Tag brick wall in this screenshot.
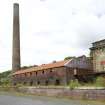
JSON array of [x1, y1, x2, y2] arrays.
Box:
[[13, 67, 69, 86]]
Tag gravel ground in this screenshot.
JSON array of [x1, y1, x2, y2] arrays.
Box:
[[0, 93, 104, 105]]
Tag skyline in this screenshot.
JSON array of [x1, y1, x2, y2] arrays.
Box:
[[0, 0, 105, 72]]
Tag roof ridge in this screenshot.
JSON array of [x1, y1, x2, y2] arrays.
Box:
[[12, 60, 69, 75]]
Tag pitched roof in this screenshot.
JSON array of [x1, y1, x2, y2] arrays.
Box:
[[12, 60, 69, 75]]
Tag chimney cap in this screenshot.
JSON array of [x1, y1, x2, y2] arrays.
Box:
[[14, 3, 19, 6]]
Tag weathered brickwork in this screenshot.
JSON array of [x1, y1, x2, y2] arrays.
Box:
[[90, 39, 105, 73], [13, 67, 68, 86], [12, 56, 93, 86], [12, 3, 21, 72]]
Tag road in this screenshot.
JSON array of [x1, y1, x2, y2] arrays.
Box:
[[0, 93, 104, 105]]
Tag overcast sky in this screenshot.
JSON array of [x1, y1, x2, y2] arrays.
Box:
[[0, 0, 105, 72]]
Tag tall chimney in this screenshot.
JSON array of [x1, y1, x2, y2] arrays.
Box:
[[12, 3, 21, 72]]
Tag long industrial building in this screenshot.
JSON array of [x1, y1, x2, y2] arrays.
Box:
[[12, 56, 93, 86]]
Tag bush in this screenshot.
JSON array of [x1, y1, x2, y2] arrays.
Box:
[[15, 83, 24, 87], [0, 70, 11, 86], [95, 77, 105, 87], [69, 79, 80, 89], [0, 78, 11, 86]]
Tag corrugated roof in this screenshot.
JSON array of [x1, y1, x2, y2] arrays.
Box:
[[12, 60, 69, 75]]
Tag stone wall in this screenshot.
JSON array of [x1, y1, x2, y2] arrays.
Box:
[[17, 87, 105, 101]]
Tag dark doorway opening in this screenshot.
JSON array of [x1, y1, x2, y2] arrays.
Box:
[[55, 79, 60, 85], [30, 81, 33, 86], [24, 82, 26, 85], [45, 80, 49, 86], [37, 81, 40, 85], [14, 83, 16, 86]]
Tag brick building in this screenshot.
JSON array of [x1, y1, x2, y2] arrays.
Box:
[[90, 39, 105, 74], [12, 55, 93, 86]]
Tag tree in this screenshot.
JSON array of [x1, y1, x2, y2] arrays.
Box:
[[64, 56, 75, 60], [95, 77, 105, 87], [69, 79, 80, 89], [0, 70, 11, 85]]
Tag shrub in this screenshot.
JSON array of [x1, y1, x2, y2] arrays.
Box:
[[95, 77, 105, 87], [16, 83, 24, 87], [0, 78, 11, 86], [69, 79, 80, 89]]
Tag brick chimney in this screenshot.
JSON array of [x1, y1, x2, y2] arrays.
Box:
[[12, 3, 21, 72]]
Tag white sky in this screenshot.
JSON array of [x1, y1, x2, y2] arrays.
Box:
[[0, 0, 105, 72]]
